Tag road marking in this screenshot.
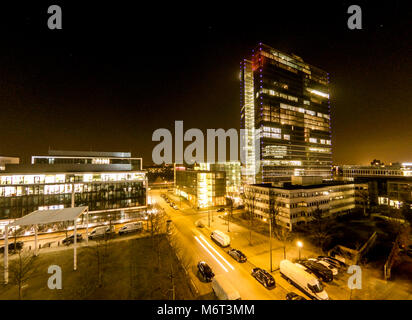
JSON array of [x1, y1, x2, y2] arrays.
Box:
[[194, 236, 228, 272], [199, 235, 235, 271]]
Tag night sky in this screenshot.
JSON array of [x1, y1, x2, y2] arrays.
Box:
[[0, 2, 410, 166]]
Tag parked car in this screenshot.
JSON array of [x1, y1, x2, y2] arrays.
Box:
[[197, 261, 214, 282], [318, 255, 346, 268], [217, 208, 225, 212], [228, 248, 247, 263], [118, 222, 143, 235], [0, 241, 24, 253], [62, 233, 83, 245], [407, 245, 412, 258], [210, 230, 230, 247], [195, 220, 205, 228], [251, 267, 275, 289], [297, 260, 333, 282], [280, 260, 329, 300], [212, 275, 241, 300], [286, 292, 306, 300], [328, 251, 347, 266], [88, 226, 114, 240], [309, 258, 338, 276]]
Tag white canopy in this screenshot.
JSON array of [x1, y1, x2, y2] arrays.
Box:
[[4, 206, 90, 284], [9, 206, 88, 227]]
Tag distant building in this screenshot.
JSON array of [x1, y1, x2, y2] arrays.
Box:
[[144, 163, 174, 186], [0, 150, 147, 221], [241, 43, 332, 184], [174, 167, 226, 209], [32, 150, 142, 170], [0, 156, 19, 171], [342, 162, 412, 209], [243, 176, 355, 230], [198, 162, 241, 197]]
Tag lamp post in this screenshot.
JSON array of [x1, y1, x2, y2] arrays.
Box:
[[297, 241, 303, 260], [269, 216, 272, 272]]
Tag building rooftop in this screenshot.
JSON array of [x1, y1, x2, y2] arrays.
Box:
[[2, 163, 143, 174], [46, 150, 133, 158], [251, 180, 352, 190]]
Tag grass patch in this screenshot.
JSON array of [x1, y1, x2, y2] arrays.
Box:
[[0, 236, 194, 300]]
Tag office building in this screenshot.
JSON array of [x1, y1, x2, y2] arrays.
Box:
[[32, 150, 142, 170], [0, 151, 147, 221], [243, 176, 355, 230], [240, 44, 332, 184], [342, 162, 412, 209], [174, 167, 226, 209], [0, 156, 19, 171], [198, 162, 241, 198]]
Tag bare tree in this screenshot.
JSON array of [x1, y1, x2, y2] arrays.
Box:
[[270, 199, 292, 260], [225, 196, 234, 232], [309, 206, 331, 252], [358, 188, 370, 217], [86, 234, 113, 288], [8, 250, 37, 299], [242, 189, 256, 246], [148, 207, 166, 269]]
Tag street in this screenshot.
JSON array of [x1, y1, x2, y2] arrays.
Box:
[[152, 190, 312, 300]]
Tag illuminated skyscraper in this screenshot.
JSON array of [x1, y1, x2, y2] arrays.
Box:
[[241, 44, 332, 183]]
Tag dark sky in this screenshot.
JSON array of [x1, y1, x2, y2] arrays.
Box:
[[0, 1, 410, 166]]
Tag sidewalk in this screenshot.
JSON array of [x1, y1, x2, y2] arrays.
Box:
[[198, 213, 321, 271]]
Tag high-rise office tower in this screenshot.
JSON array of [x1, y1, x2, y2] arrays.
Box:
[[240, 43, 332, 184]]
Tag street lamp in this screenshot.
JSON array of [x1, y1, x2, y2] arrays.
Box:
[[297, 241, 303, 260]]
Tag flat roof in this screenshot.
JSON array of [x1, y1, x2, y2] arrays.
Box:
[[2, 163, 141, 173], [250, 181, 352, 190], [0, 167, 146, 176], [9, 206, 88, 226], [47, 150, 132, 158]]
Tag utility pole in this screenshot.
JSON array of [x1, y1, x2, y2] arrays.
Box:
[[71, 182, 75, 208], [269, 213, 273, 272]]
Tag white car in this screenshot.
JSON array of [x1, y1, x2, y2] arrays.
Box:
[[309, 258, 338, 276], [88, 225, 114, 239], [280, 260, 329, 300], [118, 222, 143, 235]]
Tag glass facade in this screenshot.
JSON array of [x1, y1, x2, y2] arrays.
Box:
[[244, 182, 355, 230], [198, 162, 241, 196], [175, 169, 226, 208], [0, 171, 147, 220], [241, 44, 332, 183], [32, 156, 142, 171]]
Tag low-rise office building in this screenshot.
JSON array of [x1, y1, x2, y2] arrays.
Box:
[[174, 167, 226, 209], [341, 162, 412, 209], [243, 176, 355, 230], [0, 156, 19, 171], [32, 150, 142, 170], [198, 161, 242, 198], [0, 151, 147, 222]]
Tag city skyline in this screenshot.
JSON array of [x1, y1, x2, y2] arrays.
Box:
[[0, 2, 411, 304], [0, 3, 410, 165]]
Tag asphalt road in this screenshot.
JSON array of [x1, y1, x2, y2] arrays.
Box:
[[152, 190, 309, 300], [0, 221, 142, 252]]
